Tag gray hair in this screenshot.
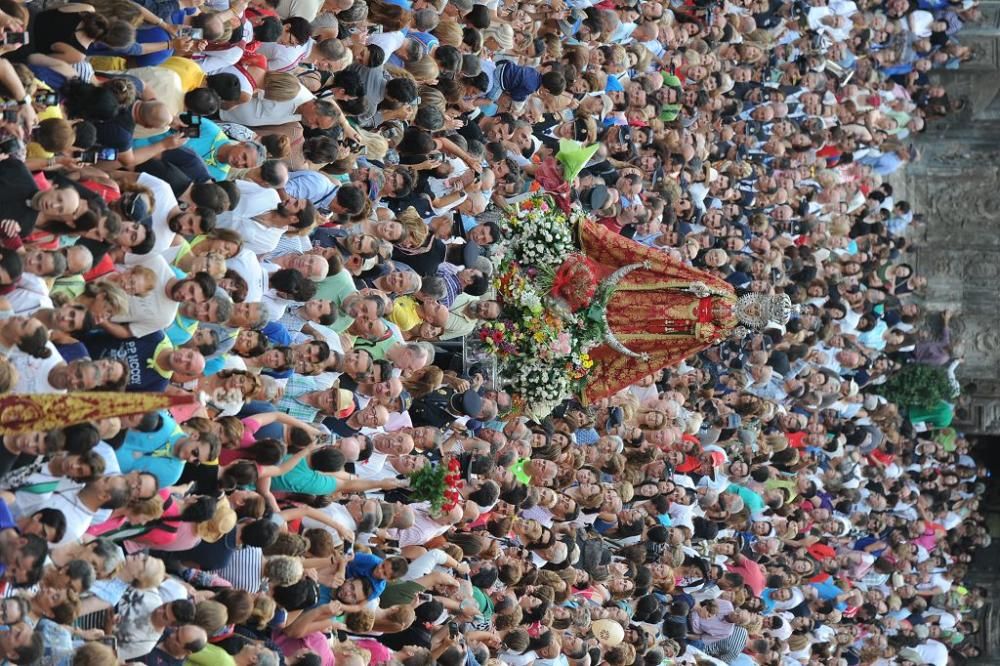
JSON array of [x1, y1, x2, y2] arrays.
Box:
[[412, 341, 435, 366], [417, 275, 447, 300], [471, 255, 493, 278], [211, 291, 234, 324], [263, 555, 304, 587], [65, 559, 96, 592], [245, 141, 267, 166], [90, 537, 126, 577], [46, 251, 68, 278], [256, 649, 280, 666]]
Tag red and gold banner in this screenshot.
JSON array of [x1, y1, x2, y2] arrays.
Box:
[[0, 393, 197, 434]]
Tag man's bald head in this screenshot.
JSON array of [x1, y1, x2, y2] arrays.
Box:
[[138, 101, 173, 129]]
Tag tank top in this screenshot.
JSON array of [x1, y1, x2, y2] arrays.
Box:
[[32, 10, 89, 56]]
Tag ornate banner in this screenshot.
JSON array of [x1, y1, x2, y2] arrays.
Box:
[[0, 393, 197, 434]]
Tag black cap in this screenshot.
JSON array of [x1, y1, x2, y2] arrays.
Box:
[[451, 389, 482, 417], [582, 185, 610, 212]]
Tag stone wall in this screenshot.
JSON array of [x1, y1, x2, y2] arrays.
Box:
[[895, 1, 1000, 432]]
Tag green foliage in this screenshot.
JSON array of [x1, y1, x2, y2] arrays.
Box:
[[881, 363, 954, 410], [408, 463, 448, 512]]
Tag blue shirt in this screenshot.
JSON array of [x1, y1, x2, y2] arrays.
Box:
[[496, 61, 542, 102], [286, 171, 339, 209], [82, 331, 172, 392], [346, 552, 387, 600], [135, 118, 234, 181]]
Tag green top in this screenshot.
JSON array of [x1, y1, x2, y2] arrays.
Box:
[[186, 644, 236, 666], [270, 455, 338, 495], [727, 483, 765, 515], [315, 269, 357, 307], [908, 401, 954, 429], [379, 580, 424, 608]]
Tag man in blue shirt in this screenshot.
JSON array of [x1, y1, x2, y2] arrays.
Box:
[[345, 551, 409, 600]]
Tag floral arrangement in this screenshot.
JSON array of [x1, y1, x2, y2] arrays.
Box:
[[408, 458, 463, 513], [501, 195, 579, 269], [507, 360, 574, 421], [479, 195, 614, 418]]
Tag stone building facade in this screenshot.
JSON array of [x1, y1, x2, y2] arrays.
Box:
[[897, 0, 1000, 433]]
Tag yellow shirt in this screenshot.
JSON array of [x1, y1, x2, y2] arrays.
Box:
[[160, 57, 206, 92], [388, 295, 421, 332]]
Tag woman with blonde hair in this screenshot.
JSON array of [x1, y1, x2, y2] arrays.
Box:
[[262, 72, 306, 102], [401, 365, 444, 399], [433, 19, 463, 47], [73, 280, 130, 323], [76, 552, 166, 619], [196, 499, 238, 543], [396, 207, 429, 249]]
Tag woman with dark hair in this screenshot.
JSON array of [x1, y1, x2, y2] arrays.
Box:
[[27, 4, 135, 64], [94, 492, 219, 550]]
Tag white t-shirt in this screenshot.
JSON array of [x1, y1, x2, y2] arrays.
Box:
[[218, 180, 281, 225], [300, 502, 355, 544], [11, 341, 65, 393], [7, 274, 52, 315], [257, 41, 313, 72], [218, 217, 285, 256], [227, 249, 266, 303], [127, 173, 178, 263], [112, 255, 180, 338], [276, 0, 324, 20]]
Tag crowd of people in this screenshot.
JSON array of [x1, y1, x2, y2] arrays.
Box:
[[0, 0, 988, 663]]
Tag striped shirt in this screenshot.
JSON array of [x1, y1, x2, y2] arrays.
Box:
[[211, 547, 264, 593], [704, 625, 749, 664]]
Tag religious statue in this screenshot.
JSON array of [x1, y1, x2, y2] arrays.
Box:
[[487, 140, 794, 414], [575, 219, 793, 404]]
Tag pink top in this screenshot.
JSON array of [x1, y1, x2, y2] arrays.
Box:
[[355, 639, 391, 666], [219, 421, 263, 466], [274, 632, 334, 666], [240, 417, 262, 446]]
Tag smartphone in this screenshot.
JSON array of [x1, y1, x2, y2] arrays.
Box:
[[79, 147, 118, 164], [0, 32, 26, 45], [35, 91, 59, 107], [1, 109, 16, 122], [0, 137, 18, 154], [179, 112, 202, 137], [178, 26, 204, 39]]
